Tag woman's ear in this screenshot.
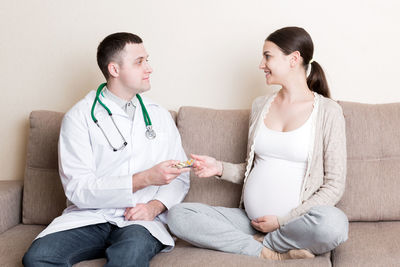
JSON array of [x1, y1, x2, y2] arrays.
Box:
[[290, 51, 301, 68], [108, 62, 119, 78]]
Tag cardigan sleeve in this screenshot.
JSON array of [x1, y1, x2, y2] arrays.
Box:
[[277, 103, 347, 226], [218, 162, 246, 184]]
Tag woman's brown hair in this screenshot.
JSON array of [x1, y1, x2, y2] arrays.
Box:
[[266, 27, 331, 98]]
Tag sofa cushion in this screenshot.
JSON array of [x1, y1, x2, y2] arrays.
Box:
[[332, 221, 400, 266], [0, 224, 45, 267], [23, 111, 66, 224], [177, 107, 249, 207], [0, 180, 23, 234], [337, 102, 400, 221], [150, 240, 331, 267], [72, 240, 331, 267], [73, 259, 106, 267]]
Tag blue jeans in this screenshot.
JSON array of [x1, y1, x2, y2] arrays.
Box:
[[23, 223, 163, 267]]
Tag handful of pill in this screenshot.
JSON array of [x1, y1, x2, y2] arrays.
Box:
[[174, 159, 195, 169]]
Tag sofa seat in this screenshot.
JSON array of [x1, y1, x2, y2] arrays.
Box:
[[74, 239, 331, 267], [0, 224, 45, 267], [150, 240, 331, 267], [0, 221, 331, 267], [333, 222, 400, 267]]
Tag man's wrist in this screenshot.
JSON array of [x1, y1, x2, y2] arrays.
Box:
[[148, 199, 167, 215], [132, 171, 149, 192]]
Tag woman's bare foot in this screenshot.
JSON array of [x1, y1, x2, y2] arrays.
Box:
[[287, 249, 315, 259], [260, 247, 315, 260], [260, 247, 289, 260]]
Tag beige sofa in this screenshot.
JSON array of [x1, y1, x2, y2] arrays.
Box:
[[1, 101, 400, 266]]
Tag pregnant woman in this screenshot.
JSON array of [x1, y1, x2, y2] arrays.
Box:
[[168, 27, 348, 260]]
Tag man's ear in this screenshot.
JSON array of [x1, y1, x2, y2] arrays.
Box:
[[290, 51, 301, 68], [108, 62, 119, 78]]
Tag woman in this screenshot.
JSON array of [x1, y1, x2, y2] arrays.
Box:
[[168, 27, 348, 260]]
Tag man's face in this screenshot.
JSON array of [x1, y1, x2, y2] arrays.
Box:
[[114, 43, 153, 93]]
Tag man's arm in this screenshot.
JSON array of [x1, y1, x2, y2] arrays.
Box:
[[150, 112, 190, 211], [124, 110, 191, 221], [131, 160, 188, 192], [124, 160, 189, 220], [124, 200, 166, 221]]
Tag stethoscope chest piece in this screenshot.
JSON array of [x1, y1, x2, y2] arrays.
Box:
[[145, 125, 156, 140]]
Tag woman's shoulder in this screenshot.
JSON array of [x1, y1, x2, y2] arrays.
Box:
[[251, 95, 267, 109], [317, 94, 344, 116], [251, 92, 277, 111]]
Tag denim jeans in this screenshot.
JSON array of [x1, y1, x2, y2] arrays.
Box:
[[23, 223, 163, 267]]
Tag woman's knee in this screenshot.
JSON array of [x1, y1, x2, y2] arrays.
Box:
[[311, 206, 349, 247], [167, 203, 199, 236]]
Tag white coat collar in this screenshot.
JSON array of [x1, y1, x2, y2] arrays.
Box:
[[86, 90, 159, 119]]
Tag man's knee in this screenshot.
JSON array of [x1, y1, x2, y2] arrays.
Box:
[[23, 246, 38, 267], [107, 226, 162, 266], [23, 239, 56, 267], [120, 234, 160, 255]]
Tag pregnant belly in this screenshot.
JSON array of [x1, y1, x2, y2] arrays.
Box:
[[243, 158, 305, 220]]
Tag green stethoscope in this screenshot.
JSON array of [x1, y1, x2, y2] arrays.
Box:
[[91, 83, 156, 152]]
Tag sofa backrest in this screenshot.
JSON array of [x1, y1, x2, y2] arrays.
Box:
[[177, 107, 249, 207], [337, 101, 400, 221], [23, 107, 247, 224], [23, 101, 400, 225], [23, 111, 66, 224]]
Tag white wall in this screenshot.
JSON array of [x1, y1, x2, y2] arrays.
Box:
[[1, 0, 400, 180]]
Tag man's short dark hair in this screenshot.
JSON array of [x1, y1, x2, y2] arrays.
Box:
[[97, 32, 143, 80]]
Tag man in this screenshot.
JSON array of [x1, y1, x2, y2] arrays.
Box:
[[23, 32, 190, 267]]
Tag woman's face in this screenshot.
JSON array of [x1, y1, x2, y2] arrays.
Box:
[[259, 41, 291, 85]]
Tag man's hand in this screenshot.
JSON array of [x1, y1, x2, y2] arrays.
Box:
[[124, 200, 166, 221], [132, 160, 190, 192], [251, 215, 280, 233]]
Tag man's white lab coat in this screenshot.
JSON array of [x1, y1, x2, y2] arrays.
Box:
[[36, 90, 190, 251]]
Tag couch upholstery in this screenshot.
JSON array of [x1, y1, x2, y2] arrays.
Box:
[[1, 101, 399, 266]]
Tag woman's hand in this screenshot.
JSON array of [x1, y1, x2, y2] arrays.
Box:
[[251, 215, 280, 233], [191, 154, 223, 178]]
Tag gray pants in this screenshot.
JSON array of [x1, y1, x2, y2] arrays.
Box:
[[167, 203, 348, 257]]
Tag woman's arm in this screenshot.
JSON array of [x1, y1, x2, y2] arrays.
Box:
[[192, 96, 268, 185], [278, 104, 347, 226], [191, 154, 246, 184]]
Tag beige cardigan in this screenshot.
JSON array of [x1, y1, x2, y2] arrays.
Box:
[[218, 91, 347, 226]]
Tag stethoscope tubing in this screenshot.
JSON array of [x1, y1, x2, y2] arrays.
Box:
[[90, 83, 155, 151]]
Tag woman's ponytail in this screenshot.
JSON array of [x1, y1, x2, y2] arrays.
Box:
[[266, 27, 332, 98], [307, 61, 331, 98]]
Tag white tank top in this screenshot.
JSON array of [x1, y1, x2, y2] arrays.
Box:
[[243, 112, 313, 220]]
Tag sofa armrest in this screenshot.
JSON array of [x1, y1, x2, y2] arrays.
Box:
[[0, 180, 23, 234]]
